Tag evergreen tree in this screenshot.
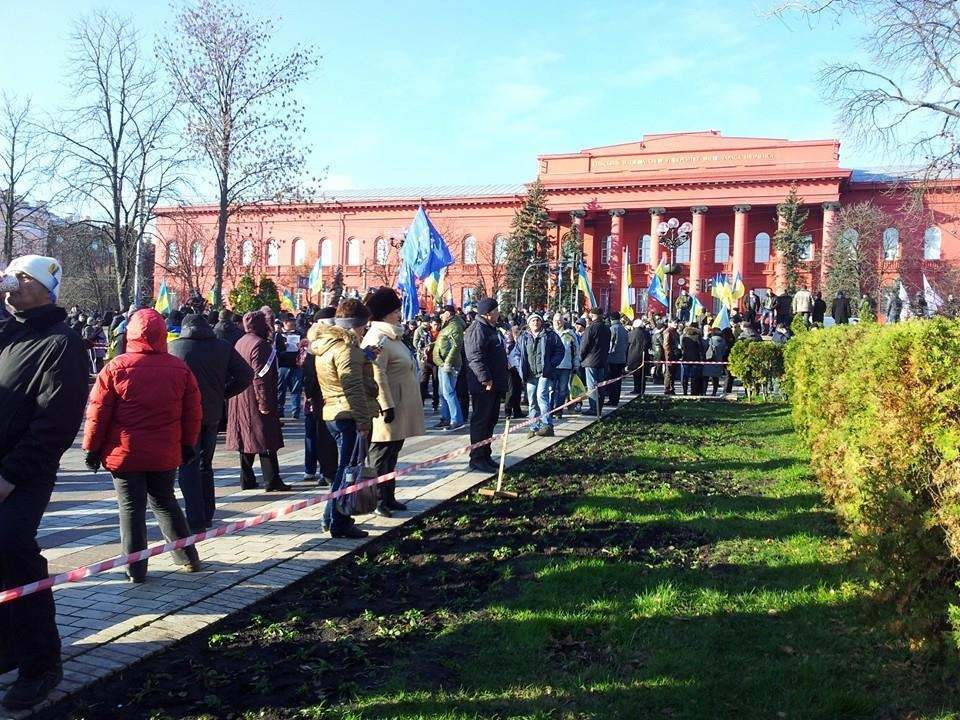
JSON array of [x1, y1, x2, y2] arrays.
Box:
[[556, 225, 582, 314], [228, 273, 259, 314], [256, 276, 281, 313], [774, 186, 810, 292], [504, 179, 551, 311], [331, 266, 345, 306]]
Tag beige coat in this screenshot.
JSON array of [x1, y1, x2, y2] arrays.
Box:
[[309, 323, 380, 432], [362, 321, 425, 443]]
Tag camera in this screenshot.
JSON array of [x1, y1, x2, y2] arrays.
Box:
[[0, 274, 19, 293]]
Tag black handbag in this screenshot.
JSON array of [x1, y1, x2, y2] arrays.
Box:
[[335, 434, 379, 516]]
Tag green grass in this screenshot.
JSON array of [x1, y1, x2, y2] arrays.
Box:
[[329, 399, 960, 720]]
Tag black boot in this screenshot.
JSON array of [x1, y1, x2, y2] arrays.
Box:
[[2, 666, 63, 710]]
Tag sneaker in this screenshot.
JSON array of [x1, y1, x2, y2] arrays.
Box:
[[374, 503, 393, 518], [536, 426, 555, 438], [2, 665, 63, 710], [317, 476, 332, 487], [446, 423, 465, 432], [303, 473, 317, 482], [432, 420, 450, 429], [331, 525, 369, 539], [182, 559, 203, 574]]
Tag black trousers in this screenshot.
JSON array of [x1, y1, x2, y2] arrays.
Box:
[[0, 479, 60, 677], [456, 370, 470, 422], [632, 362, 647, 395], [420, 366, 439, 410], [505, 368, 523, 418], [470, 390, 503, 463], [606, 363, 626, 404], [112, 470, 199, 581], [239, 451, 280, 489], [368, 439, 404, 504], [177, 423, 219, 534]]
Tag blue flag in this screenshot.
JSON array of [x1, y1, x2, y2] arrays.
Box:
[[397, 262, 420, 321], [402, 206, 454, 280]]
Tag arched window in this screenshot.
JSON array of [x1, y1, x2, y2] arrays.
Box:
[[292, 238, 306, 266], [754, 232, 771, 263], [167, 241, 179, 267], [192, 242, 203, 266], [242, 239, 253, 265], [714, 232, 730, 263], [319, 238, 332, 266], [266, 239, 280, 266], [494, 234, 509, 264], [924, 226, 942, 260], [676, 237, 690, 263], [640, 234, 652, 264], [375, 236, 389, 265], [463, 235, 477, 265], [883, 227, 900, 261], [347, 237, 361, 266], [601, 235, 612, 264], [800, 234, 814, 261], [462, 287, 476, 307]]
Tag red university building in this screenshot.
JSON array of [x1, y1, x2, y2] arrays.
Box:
[[155, 131, 960, 313]]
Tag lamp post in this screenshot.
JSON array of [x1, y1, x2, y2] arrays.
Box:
[[656, 217, 693, 318]]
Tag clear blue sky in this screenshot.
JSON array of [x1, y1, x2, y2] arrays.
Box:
[[0, 0, 873, 199]]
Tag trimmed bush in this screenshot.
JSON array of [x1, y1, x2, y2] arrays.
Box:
[[786, 318, 960, 642], [790, 313, 809, 337], [728, 339, 784, 400]]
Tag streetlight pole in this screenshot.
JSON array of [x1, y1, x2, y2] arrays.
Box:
[[519, 260, 554, 310], [656, 217, 692, 320]]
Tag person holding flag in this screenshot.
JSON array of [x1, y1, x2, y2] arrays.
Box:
[[307, 257, 324, 300], [155, 279, 172, 315]]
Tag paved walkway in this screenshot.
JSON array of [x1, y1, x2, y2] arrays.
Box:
[[0, 383, 674, 718]]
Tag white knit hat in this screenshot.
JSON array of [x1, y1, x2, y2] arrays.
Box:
[[3, 255, 62, 300]]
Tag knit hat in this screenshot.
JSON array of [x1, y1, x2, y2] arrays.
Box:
[[3, 254, 62, 301], [476, 297, 498, 314], [364, 287, 402, 321], [315, 306, 336, 320], [334, 298, 371, 328], [527, 312, 543, 322]]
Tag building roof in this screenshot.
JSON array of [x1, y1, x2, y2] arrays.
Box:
[[319, 183, 527, 202], [849, 166, 927, 183]]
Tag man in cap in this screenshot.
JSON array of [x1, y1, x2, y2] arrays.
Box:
[[463, 298, 508, 472], [579, 307, 611, 416], [0, 255, 89, 709]]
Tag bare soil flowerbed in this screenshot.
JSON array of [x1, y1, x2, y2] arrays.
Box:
[[36, 399, 960, 720]]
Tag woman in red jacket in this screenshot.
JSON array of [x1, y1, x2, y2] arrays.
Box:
[[82, 309, 202, 583]]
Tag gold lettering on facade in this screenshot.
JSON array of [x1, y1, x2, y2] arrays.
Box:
[[590, 152, 778, 173]]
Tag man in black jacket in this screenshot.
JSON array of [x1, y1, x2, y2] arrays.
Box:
[[301, 307, 339, 486], [578, 307, 611, 416], [214, 309, 243, 347], [0, 255, 89, 710], [464, 298, 508, 473], [170, 314, 253, 534]]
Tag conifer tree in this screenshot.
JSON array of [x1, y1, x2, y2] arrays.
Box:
[[774, 186, 810, 292], [227, 273, 259, 314], [256, 276, 281, 313], [504, 179, 551, 311]]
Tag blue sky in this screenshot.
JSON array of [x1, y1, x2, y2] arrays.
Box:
[[0, 0, 873, 198]]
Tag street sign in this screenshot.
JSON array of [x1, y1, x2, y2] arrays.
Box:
[[297, 276, 309, 290], [677, 278, 686, 287]]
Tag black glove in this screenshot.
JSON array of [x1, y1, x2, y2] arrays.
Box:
[[382, 407, 395, 424], [181, 445, 197, 465], [84, 451, 101, 472]]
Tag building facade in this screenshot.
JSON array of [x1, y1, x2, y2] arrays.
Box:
[[154, 131, 960, 312]]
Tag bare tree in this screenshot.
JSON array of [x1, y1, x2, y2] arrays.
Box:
[[55, 220, 117, 310], [159, 0, 321, 309], [0, 94, 56, 265], [48, 11, 186, 308]]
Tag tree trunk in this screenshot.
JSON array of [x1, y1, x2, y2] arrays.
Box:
[[213, 182, 229, 309]]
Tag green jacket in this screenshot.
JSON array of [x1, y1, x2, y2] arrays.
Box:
[[432, 316, 464, 368]]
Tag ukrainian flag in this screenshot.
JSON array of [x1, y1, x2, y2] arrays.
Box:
[[690, 294, 705, 319], [423, 267, 446, 303], [619, 251, 634, 320], [577, 261, 597, 308], [647, 260, 668, 308], [154, 280, 171, 314], [730, 272, 746, 304], [712, 305, 731, 329], [280, 289, 297, 312], [307, 258, 323, 294]]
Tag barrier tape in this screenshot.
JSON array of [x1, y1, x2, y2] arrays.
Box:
[[0, 368, 635, 605]]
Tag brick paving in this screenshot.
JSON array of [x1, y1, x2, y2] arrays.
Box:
[[0, 384, 669, 719]]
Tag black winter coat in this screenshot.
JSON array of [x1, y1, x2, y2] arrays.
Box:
[[627, 327, 650, 370], [214, 320, 244, 347], [0, 304, 89, 487], [464, 317, 508, 395], [831, 296, 852, 324], [169, 316, 254, 427], [579, 320, 611, 368]]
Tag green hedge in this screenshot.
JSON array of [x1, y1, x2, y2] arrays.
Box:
[[785, 319, 960, 641], [728, 340, 784, 400]]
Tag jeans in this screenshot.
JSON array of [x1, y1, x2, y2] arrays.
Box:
[[470, 390, 503, 463], [304, 408, 338, 480], [0, 479, 61, 677], [552, 368, 571, 414], [438, 367, 463, 426], [177, 423, 219, 534], [584, 366, 606, 415], [112, 470, 199, 580], [526, 375, 554, 430], [325, 418, 359, 533], [277, 366, 303, 418]]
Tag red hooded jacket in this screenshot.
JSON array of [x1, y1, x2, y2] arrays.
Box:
[[83, 309, 201, 473]]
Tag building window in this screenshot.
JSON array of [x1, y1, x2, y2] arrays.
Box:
[[167, 241, 179, 267], [192, 242, 203, 266], [600, 235, 612, 264], [883, 227, 900, 261], [320, 238, 332, 265], [267, 239, 280, 266], [800, 234, 814, 261], [675, 237, 691, 263], [599, 286, 611, 311], [241, 239, 253, 265], [714, 232, 730, 263], [347, 237, 361, 266], [494, 234, 508, 264], [924, 226, 942, 260], [375, 237, 389, 266], [754, 232, 771, 263], [640, 234, 651, 264], [463, 235, 477, 265], [292, 238, 306, 266], [462, 286, 476, 307]]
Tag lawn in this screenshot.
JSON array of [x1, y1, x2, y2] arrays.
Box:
[[42, 399, 960, 720]]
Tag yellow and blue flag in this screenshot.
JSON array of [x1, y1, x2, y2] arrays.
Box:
[[423, 267, 446, 303], [280, 289, 297, 312], [577, 260, 597, 308], [712, 305, 731, 330], [730, 272, 746, 305], [620, 250, 634, 320], [690, 294, 705, 319], [154, 279, 171, 314], [307, 258, 323, 294], [647, 260, 668, 308]]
